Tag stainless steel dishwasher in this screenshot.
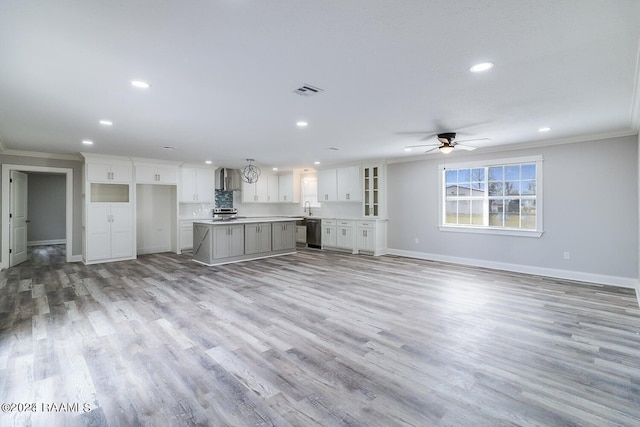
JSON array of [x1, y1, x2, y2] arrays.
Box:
[[306, 218, 321, 249]]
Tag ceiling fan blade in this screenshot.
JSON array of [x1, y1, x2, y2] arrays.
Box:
[[455, 138, 491, 144], [405, 143, 439, 148], [454, 144, 477, 151], [424, 146, 439, 153]]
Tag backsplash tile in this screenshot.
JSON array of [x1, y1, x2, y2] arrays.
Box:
[[215, 190, 234, 208]]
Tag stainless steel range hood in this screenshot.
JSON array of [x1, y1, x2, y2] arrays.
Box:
[[215, 168, 241, 191]]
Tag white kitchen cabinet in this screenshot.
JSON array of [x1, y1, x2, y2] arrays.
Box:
[[363, 163, 385, 217], [317, 166, 361, 202], [336, 220, 356, 251], [357, 220, 387, 256], [242, 175, 278, 203], [322, 219, 355, 253], [87, 162, 132, 183], [212, 225, 244, 259], [321, 220, 337, 247], [83, 153, 136, 264], [86, 203, 134, 262], [337, 166, 362, 202], [317, 169, 337, 202], [272, 222, 296, 251], [241, 181, 257, 203], [245, 223, 272, 254], [136, 164, 178, 184], [179, 168, 214, 202], [278, 171, 300, 203]]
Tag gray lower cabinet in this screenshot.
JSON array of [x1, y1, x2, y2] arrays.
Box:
[[193, 220, 299, 266], [245, 223, 272, 254], [213, 225, 244, 259], [272, 222, 296, 251]]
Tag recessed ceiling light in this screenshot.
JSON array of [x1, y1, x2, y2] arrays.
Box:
[[205, 160, 212, 164], [538, 127, 552, 132], [99, 120, 113, 126], [131, 80, 151, 89], [314, 161, 321, 165], [82, 140, 93, 145], [296, 121, 308, 127], [469, 62, 494, 73], [404, 147, 412, 152], [272, 167, 278, 171]]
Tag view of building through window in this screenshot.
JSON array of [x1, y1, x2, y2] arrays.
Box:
[[443, 162, 537, 230]]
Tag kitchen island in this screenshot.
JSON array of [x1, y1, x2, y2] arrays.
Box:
[[192, 217, 302, 266]]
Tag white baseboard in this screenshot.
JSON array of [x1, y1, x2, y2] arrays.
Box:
[[387, 248, 639, 289], [27, 239, 66, 246], [69, 255, 83, 263]]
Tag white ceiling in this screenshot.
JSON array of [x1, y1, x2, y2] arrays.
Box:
[[1, 0, 639, 170]]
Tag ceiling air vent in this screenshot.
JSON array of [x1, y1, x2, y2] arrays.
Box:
[[292, 84, 323, 97]]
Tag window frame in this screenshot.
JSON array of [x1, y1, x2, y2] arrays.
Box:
[[438, 155, 544, 238]]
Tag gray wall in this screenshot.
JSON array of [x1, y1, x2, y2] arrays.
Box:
[[0, 154, 83, 258], [27, 173, 66, 242], [387, 135, 638, 280]]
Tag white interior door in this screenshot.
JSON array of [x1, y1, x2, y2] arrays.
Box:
[[10, 170, 28, 266]]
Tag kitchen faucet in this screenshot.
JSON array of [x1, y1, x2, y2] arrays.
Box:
[[304, 201, 312, 216]]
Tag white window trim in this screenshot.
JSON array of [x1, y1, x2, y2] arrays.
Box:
[[438, 155, 544, 238]]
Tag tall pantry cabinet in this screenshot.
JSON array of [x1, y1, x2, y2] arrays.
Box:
[[82, 154, 135, 264]]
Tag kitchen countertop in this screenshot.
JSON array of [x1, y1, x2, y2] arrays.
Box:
[[194, 216, 304, 225]]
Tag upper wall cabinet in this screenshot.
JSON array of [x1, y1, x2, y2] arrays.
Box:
[[87, 161, 132, 183], [317, 165, 362, 202], [179, 167, 215, 203], [337, 166, 362, 202], [242, 175, 279, 203], [278, 170, 300, 203], [317, 169, 338, 202], [135, 163, 178, 184]]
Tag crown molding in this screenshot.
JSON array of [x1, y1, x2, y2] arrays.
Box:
[[0, 149, 82, 161]]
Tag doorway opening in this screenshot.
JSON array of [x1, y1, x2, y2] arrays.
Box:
[[1, 164, 74, 269]]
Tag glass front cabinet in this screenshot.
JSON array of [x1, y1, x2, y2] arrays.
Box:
[[363, 164, 384, 218]]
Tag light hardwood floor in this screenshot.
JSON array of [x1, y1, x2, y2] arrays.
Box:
[[1, 245, 640, 426]]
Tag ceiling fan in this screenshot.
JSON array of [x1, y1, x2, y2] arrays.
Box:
[[405, 132, 489, 154]]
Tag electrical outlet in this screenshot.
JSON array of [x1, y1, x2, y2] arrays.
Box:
[[414, 237, 419, 244], [563, 251, 570, 260]]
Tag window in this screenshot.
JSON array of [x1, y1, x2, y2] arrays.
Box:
[[301, 175, 320, 208], [440, 156, 543, 237]]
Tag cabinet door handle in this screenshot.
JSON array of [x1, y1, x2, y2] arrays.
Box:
[[346, 193, 350, 200]]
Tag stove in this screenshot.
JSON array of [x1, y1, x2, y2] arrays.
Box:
[[212, 207, 238, 221]]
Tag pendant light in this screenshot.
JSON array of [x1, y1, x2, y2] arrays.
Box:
[[240, 159, 261, 183]]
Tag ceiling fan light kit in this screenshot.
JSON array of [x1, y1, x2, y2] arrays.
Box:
[[439, 143, 454, 154]]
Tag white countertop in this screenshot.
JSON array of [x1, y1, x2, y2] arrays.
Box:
[[194, 216, 304, 225]]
